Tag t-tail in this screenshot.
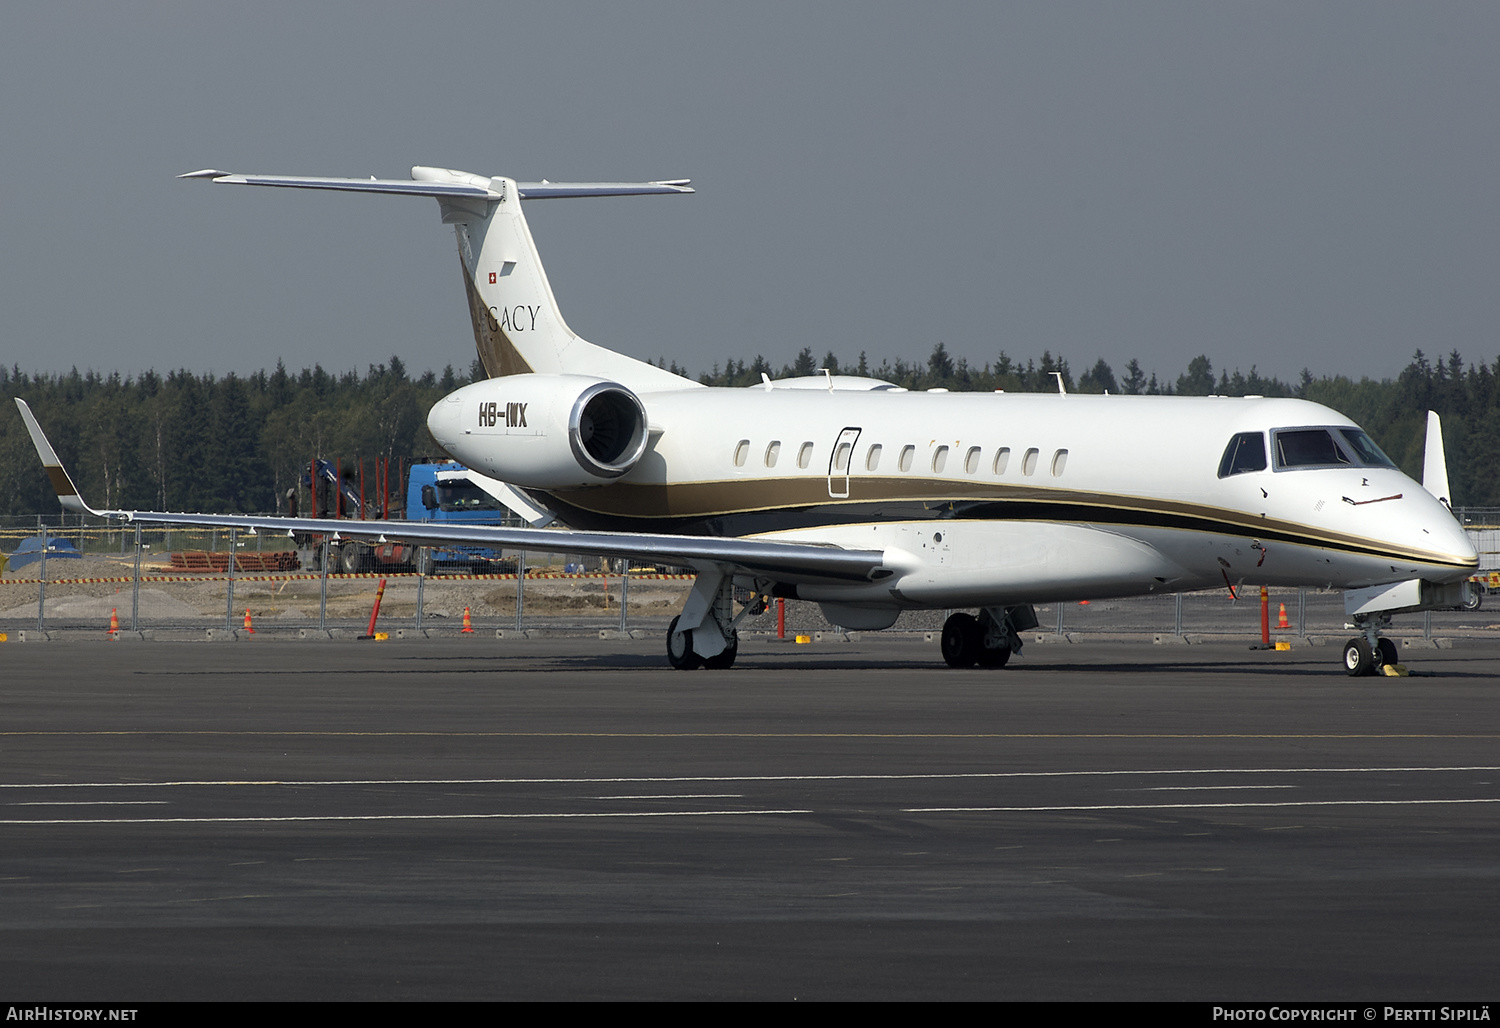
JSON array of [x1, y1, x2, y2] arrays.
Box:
[[180, 167, 698, 392]]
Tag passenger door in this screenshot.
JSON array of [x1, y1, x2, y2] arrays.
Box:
[[827, 427, 861, 498]]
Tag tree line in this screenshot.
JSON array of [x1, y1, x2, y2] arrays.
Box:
[[2, 347, 1498, 516]]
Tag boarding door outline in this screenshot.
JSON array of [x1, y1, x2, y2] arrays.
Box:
[[827, 427, 862, 499]]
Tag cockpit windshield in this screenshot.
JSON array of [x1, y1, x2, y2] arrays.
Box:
[[1335, 429, 1397, 469], [1275, 429, 1349, 468], [1271, 427, 1398, 471], [1220, 427, 1399, 476]]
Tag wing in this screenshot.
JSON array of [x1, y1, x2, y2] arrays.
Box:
[[13, 399, 885, 586]]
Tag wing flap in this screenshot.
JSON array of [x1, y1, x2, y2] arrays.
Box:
[[110, 511, 885, 585]]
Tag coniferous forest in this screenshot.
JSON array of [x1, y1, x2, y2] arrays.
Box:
[[3, 346, 1499, 517]]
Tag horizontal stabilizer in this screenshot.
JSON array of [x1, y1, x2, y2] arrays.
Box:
[[180, 169, 692, 200], [516, 180, 693, 199]]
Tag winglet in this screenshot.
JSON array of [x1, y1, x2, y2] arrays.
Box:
[[13, 399, 102, 516], [1423, 410, 1452, 510]]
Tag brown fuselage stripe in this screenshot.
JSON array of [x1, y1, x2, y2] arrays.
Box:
[[539, 477, 1473, 570]]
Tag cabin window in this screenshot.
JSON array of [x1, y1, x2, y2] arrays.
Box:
[[865, 444, 882, 471], [1022, 448, 1039, 476], [992, 447, 1011, 474], [964, 446, 982, 474], [797, 442, 814, 469], [1218, 432, 1267, 477], [765, 440, 781, 467], [932, 445, 949, 473], [1274, 429, 1348, 469], [733, 440, 749, 467], [833, 441, 852, 472], [1051, 449, 1068, 476], [899, 445, 915, 472]]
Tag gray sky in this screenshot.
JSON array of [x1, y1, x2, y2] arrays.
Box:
[[2, 2, 1496, 386]]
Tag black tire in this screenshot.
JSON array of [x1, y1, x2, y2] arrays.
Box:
[[941, 613, 981, 668], [1377, 638, 1399, 668], [667, 616, 702, 670], [1343, 637, 1375, 677], [976, 642, 1012, 668], [703, 633, 738, 670], [1463, 589, 1483, 611]]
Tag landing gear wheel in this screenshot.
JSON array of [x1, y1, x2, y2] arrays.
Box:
[[941, 613, 982, 668], [976, 643, 1012, 668], [666, 616, 702, 670], [1377, 638, 1399, 668], [703, 632, 738, 670], [1343, 637, 1376, 677]]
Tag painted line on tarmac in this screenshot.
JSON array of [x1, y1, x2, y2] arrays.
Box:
[[3, 731, 1500, 740], [593, 794, 744, 800], [1127, 785, 1297, 791], [7, 800, 169, 806], [907, 798, 1500, 813], [0, 809, 813, 826], [0, 766, 1496, 790]]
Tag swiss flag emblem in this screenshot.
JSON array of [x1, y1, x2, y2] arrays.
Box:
[[489, 272, 497, 284]]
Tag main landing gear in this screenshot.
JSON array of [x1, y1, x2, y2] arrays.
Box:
[[941, 606, 1035, 669], [667, 615, 739, 670], [1343, 614, 1399, 677], [665, 571, 761, 671]]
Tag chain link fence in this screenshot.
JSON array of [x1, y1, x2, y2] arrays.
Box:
[[2, 514, 1492, 639]]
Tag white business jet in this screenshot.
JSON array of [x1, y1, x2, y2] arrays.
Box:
[[15, 165, 1478, 675]]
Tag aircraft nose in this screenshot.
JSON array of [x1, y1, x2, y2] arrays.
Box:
[[1418, 493, 1478, 579], [1444, 507, 1478, 563], [427, 393, 464, 450]]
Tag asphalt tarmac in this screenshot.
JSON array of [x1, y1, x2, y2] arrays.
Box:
[[1, 635, 1498, 1001]]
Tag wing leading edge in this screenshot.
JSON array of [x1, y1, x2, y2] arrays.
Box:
[[13, 399, 883, 586]]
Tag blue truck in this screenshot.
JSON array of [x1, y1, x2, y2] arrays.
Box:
[[299, 460, 520, 573]]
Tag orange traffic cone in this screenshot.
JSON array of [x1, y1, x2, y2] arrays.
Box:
[[108, 608, 119, 638], [1277, 603, 1290, 629], [461, 607, 474, 633], [243, 609, 255, 634]]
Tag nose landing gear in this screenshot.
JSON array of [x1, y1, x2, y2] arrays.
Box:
[[1343, 615, 1399, 677]]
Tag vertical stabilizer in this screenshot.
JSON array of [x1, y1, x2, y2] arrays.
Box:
[[182, 166, 699, 392], [1423, 410, 1452, 509], [425, 169, 692, 390]]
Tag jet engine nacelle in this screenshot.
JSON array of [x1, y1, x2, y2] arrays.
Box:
[[426, 374, 650, 489]]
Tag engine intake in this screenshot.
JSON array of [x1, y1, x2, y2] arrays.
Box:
[[570, 381, 649, 478]]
